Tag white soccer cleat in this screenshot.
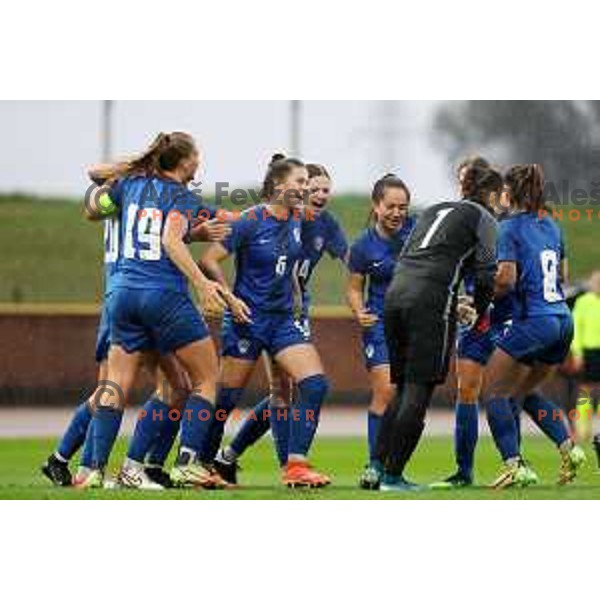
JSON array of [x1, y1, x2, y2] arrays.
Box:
[[117, 463, 165, 490], [73, 468, 104, 489]]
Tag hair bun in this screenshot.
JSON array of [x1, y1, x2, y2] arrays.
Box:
[[270, 153, 286, 165]]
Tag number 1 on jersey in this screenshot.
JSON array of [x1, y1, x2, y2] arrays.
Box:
[[419, 207, 454, 249]]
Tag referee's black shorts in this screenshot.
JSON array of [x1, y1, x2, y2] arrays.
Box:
[[583, 349, 600, 383], [384, 286, 456, 385]]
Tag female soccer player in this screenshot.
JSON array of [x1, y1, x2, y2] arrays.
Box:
[[437, 156, 498, 487], [376, 165, 501, 491], [210, 163, 348, 484], [41, 211, 123, 486], [42, 158, 230, 490], [81, 131, 246, 489], [433, 159, 567, 488], [426, 156, 521, 488], [484, 164, 585, 488], [346, 174, 414, 490], [199, 154, 332, 488]]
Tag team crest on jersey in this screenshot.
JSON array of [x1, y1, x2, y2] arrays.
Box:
[[365, 344, 375, 359], [313, 236, 324, 252], [293, 227, 301, 244], [237, 339, 251, 355]]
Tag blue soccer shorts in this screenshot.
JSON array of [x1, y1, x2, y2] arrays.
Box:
[[497, 313, 573, 366], [361, 319, 389, 371], [110, 288, 209, 355], [456, 321, 512, 366], [221, 310, 311, 361]]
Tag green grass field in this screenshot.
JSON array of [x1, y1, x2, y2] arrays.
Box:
[[2, 435, 599, 499], [2, 194, 599, 305]]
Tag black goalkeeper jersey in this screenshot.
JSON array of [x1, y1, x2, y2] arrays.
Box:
[[386, 199, 498, 315]]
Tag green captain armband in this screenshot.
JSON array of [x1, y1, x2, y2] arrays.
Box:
[[97, 192, 118, 216]]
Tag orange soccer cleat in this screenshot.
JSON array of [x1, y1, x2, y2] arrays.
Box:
[[282, 460, 332, 489]]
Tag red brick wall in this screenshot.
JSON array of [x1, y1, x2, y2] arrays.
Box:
[[0, 312, 574, 409]]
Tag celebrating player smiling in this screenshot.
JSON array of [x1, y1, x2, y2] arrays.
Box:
[[346, 174, 415, 490], [210, 162, 348, 484], [199, 154, 333, 487]]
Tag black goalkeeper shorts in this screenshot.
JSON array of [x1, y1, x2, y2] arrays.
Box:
[[383, 290, 456, 385]]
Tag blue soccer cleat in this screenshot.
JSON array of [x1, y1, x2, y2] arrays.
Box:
[[379, 474, 422, 492]]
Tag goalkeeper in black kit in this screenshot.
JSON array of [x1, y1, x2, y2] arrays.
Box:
[[376, 165, 503, 491]]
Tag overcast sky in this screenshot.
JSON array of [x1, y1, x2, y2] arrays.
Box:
[[0, 101, 454, 205]]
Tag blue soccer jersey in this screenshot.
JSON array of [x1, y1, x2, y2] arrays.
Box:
[[102, 216, 120, 296], [497, 212, 569, 319], [348, 217, 415, 317], [349, 217, 415, 370], [297, 210, 348, 310], [95, 216, 120, 362], [110, 175, 215, 293], [222, 204, 303, 313]]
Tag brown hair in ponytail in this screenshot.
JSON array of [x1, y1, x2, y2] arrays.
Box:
[[260, 153, 305, 199], [504, 163, 546, 212], [97, 132, 197, 182]]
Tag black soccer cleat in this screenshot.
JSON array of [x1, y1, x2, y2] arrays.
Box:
[[213, 456, 239, 486], [429, 471, 473, 490], [145, 466, 174, 489], [41, 454, 73, 487]]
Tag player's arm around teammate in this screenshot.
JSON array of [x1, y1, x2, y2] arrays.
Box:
[[346, 174, 414, 489], [83, 133, 242, 490]]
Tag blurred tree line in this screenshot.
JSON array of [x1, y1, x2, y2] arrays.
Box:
[[434, 101, 600, 200]]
